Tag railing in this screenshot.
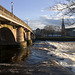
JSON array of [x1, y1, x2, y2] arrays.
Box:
[[0, 5, 32, 32]]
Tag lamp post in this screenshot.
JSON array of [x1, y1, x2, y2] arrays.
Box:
[[11, 1, 13, 14], [26, 18, 29, 25]]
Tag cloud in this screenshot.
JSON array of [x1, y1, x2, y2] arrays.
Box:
[[28, 19, 46, 30], [47, 4, 66, 12], [47, 1, 75, 18], [57, 13, 75, 19], [28, 2, 75, 30], [41, 9, 44, 12], [51, 4, 67, 11], [40, 15, 52, 19], [41, 14, 75, 20], [27, 15, 62, 30], [23, 14, 75, 30]]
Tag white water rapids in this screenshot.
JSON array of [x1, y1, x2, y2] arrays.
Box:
[[45, 41, 75, 73]]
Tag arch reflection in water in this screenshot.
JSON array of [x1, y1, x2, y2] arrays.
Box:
[[0, 48, 30, 63]]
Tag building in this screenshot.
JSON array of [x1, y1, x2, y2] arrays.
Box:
[[35, 28, 41, 37], [66, 25, 75, 36], [35, 26, 61, 38]]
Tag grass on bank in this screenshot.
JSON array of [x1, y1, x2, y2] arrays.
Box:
[[36, 36, 75, 41]]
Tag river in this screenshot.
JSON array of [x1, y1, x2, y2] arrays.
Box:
[[26, 41, 75, 73], [0, 41, 75, 74]]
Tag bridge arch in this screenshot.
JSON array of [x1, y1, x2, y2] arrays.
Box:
[[0, 27, 16, 43]]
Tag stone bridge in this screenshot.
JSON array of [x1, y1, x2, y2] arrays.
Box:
[[0, 5, 34, 47]]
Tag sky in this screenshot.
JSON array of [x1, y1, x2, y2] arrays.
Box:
[[0, 0, 72, 30]]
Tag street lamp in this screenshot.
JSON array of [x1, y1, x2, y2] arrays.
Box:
[[11, 1, 13, 14]]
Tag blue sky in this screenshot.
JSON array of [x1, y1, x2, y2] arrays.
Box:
[[0, 0, 70, 30], [0, 0, 56, 19]]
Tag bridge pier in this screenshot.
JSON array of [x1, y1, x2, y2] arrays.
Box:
[[27, 31, 32, 45], [16, 27, 27, 48], [27, 31, 31, 40], [25, 31, 27, 40], [17, 27, 24, 42]]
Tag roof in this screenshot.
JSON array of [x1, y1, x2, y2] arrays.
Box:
[[65, 25, 75, 29]]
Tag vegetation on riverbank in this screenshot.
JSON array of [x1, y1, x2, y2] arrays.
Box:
[[36, 37, 75, 41]]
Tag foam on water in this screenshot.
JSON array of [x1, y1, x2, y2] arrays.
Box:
[[46, 41, 75, 73]]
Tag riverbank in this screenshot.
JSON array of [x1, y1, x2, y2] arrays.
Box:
[[36, 37, 75, 41], [0, 41, 75, 75]]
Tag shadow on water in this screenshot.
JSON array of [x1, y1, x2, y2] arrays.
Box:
[[0, 45, 30, 63]]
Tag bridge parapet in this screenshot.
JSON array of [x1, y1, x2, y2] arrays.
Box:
[[0, 5, 32, 32]]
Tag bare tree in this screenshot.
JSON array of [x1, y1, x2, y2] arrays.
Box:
[[44, 25, 56, 36], [51, 0, 75, 25]]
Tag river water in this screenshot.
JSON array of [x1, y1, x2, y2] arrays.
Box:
[[0, 41, 75, 73], [26, 41, 75, 73], [0, 47, 30, 63], [45, 41, 75, 73]]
